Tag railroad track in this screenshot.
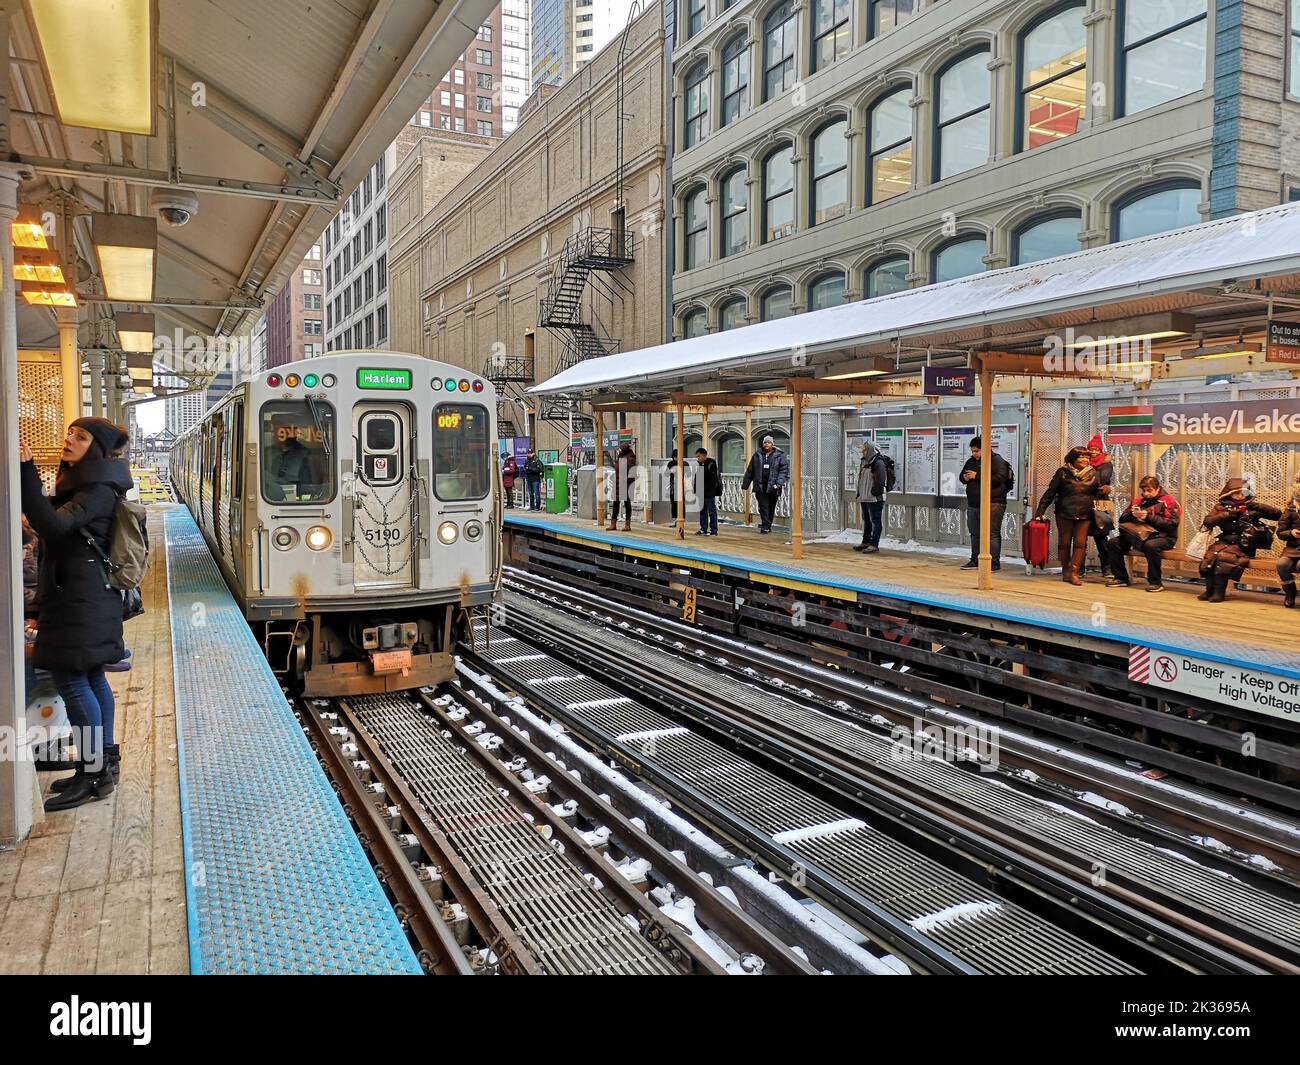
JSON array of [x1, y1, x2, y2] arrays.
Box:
[[298, 688, 816, 974], [466, 577, 1300, 973]]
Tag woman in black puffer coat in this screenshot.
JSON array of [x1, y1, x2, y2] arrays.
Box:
[[20, 417, 133, 811], [1033, 446, 1103, 586], [1198, 477, 1282, 604], [1278, 473, 1300, 608]]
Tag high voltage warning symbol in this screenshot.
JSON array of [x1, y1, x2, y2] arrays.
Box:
[[682, 586, 697, 624]]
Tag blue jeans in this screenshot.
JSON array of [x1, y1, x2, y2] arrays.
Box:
[[700, 496, 718, 533], [527, 479, 542, 509], [51, 668, 114, 763]]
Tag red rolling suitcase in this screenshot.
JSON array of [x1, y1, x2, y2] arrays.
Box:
[[1022, 518, 1051, 571]]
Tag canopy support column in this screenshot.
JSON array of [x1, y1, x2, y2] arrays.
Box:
[[58, 308, 80, 425], [743, 409, 753, 525], [791, 394, 804, 560], [595, 409, 605, 527], [978, 366, 994, 591], [675, 403, 685, 540]]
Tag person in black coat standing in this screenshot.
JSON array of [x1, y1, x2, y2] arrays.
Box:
[[959, 436, 1012, 570], [1105, 476, 1181, 592], [1033, 446, 1103, 586], [20, 417, 133, 811], [694, 447, 722, 536], [523, 450, 545, 511], [741, 436, 790, 534]]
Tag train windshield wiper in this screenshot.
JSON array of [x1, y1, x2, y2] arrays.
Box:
[[306, 393, 332, 459]]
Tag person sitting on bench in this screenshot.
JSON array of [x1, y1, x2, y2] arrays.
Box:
[[1198, 477, 1281, 604], [1105, 476, 1181, 593]]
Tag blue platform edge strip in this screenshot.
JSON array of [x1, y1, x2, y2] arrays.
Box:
[[505, 514, 1300, 682], [164, 508, 421, 975]]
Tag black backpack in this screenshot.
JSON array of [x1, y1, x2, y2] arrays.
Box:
[[880, 454, 898, 493]]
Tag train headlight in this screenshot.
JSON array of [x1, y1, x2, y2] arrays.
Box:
[[464, 520, 483, 542], [272, 526, 299, 550], [305, 526, 333, 551], [437, 521, 459, 545]]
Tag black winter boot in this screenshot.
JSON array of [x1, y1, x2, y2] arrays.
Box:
[[1206, 575, 1228, 604], [1284, 582, 1296, 609], [44, 765, 114, 811], [1197, 577, 1215, 601], [105, 744, 121, 782], [48, 764, 84, 793]]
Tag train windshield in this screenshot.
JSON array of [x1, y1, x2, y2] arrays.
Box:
[[433, 404, 489, 501], [260, 400, 336, 503]]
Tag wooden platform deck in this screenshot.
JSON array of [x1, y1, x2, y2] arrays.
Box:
[[507, 510, 1300, 666], [0, 509, 188, 975]]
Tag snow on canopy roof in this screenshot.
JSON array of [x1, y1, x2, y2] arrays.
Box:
[[530, 202, 1300, 396]]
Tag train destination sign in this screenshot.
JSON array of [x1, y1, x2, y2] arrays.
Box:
[[1129, 645, 1300, 722], [357, 367, 413, 390]]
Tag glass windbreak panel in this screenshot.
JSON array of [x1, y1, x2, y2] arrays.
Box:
[[1015, 214, 1082, 264], [260, 400, 336, 503], [433, 404, 490, 501]]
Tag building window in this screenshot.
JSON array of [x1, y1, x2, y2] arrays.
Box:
[[477, 96, 493, 112], [1020, 4, 1087, 151], [762, 145, 795, 242], [868, 87, 912, 205], [454, 68, 464, 84], [865, 255, 910, 298], [719, 298, 747, 331], [323, 228, 331, 253], [303, 319, 322, 335], [304, 343, 321, 358], [1119, 0, 1207, 116], [455, 117, 466, 131], [308, 243, 321, 260], [363, 174, 372, 207], [331, 216, 340, 243], [684, 61, 709, 148], [1013, 211, 1082, 264], [353, 278, 362, 306], [419, 110, 431, 126], [477, 119, 494, 136], [811, 119, 848, 226], [717, 430, 746, 473], [303, 268, 321, 285], [377, 253, 388, 292], [935, 49, 991, 181], [377, 303, 388, 342], [812, 0, 850, 72], [932, 235, 987, 282], [440, 115, 451, 129], [477, 25, 492, 41], [363, 220, 372, 255], [454, 93, 465, 109], [365, 267, 374, 302], [441, 90, 451, 106], [1113, 181, 1201, 241], [324, 264, 332, 289], [333, 254, 341, 278], [344, 289, 352, 317], [720, 34, 748, 127], [683, 187, 708, 270], [477, 49, 493, 65], [375, 154, 385, 191], [869, 0, 916, 37], [807, 272, 846, 310], [352, 234, 361, 259], [478, 71, 493, 89], [326, 305, 332, 330], [685, 0, 705, 39], [303, 293, 322, 310], [365, 314, 375, 347], [720, 168, 748, 258], [763, 3, 796, 102], [761, 286, 793, 320], [681, 308, 707, 338], [1291, 0, 1300, 96]]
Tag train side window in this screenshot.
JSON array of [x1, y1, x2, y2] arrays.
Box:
[[260, 400, 336, 504], [232, 399, 244, 499], [433, 404, 489, 501]]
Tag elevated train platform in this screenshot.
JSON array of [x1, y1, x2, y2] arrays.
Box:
[[0, 507, 420, 974]]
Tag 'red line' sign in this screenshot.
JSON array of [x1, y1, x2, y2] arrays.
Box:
[[923, 366, 976, 396], [1267, 319, 1300, 364]]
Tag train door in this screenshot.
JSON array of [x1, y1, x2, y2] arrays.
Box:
[[351, 403, 416, 589]]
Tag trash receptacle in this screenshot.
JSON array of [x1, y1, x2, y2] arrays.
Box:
[[545, 462, 569, 514], [574, 464, 599, 519]]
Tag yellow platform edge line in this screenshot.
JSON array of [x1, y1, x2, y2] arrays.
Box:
[[754, 572, 859, 602], [625, 546, 722, 573]]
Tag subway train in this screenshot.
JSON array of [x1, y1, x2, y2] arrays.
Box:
[[170, 352, 501, 696]]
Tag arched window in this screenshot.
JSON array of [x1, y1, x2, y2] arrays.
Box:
[[761, 285, 793, 320], [1019, 4, 1087, 151], [1013, 211, 1082, 264], [683, 432, 704, 457], [865, 255, 909, 297], [1119, 0, 1207, 116], [681, 308, 708, 338], [720, 35, 749, 126], [716, 430, 746, 474], [683, 187, 709, 269], [683, 61, 709, 148], [868, 88, 912, 205], [720, 168, 749, 257], [763, 3, 797, 102], [719, 297, 748, 330], [869, 0, 916, 37], [1113, 182, 1201, 241], [684, 0, 706, 40], [762, 145, 795, 242], [932, 235, 987, 283], [811, 119, 849, 226], [808, 272, 846, 310], [934, 49, 991, 181], [812, 0, 850, 72]]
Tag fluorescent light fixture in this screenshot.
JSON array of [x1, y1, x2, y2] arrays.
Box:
[[13, 247, 65, 284], [681, 381, 727, 395], [116, 311, 155, 353], [1063, 312, 1194, 350], [11, 205, 48, 248], [93, 213, 157, 301], [27, 0, 158, 135], [816, 355, 894, 381], [1177, 342, 1262, 359], [21, 282, 76, 306]]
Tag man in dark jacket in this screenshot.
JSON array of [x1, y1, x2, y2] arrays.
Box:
[[1197, 477, 1281, 603], [1105, 476, 1180, 592], [741, 436, 790, 534], [853, 440, 889, 553], [20, 417, 133, 811], [523, 450, 545, 511], [694, 447, 722, 536], [959, 436, 1012, 570]]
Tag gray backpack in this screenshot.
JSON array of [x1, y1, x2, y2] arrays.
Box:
[[87, 497, 150, 590]]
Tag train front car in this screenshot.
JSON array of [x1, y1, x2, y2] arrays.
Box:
[[178, 352, 501, 696]]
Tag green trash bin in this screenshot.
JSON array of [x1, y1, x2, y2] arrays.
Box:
[[545, 462, 569, 513]]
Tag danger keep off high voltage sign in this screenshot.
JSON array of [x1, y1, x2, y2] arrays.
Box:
[[1129, 645, 1300, 722]]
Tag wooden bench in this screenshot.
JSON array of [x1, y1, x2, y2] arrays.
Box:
[[1126, 548, 1283, 588]]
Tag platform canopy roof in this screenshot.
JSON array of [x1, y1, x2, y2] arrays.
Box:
[[532, 202, 1300, 400], [5, 0, 494, 382]]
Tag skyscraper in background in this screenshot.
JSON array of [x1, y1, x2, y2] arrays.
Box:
[[324, 147, 394, 353], [410, 8, 522, 138], [265, 242, 324, 366], [163, 380, 206, 438], [532, 0, 636, 89]]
